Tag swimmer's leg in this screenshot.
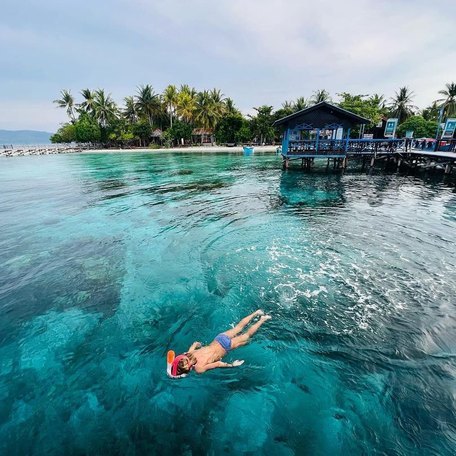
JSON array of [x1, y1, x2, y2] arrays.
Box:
[[230, 315, 272, 349], [223, 310, 265, 338]]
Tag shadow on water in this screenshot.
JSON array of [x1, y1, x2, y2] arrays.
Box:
[[277, 169, 347, 212]]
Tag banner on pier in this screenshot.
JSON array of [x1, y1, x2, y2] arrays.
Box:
[[442, 118, 456, 139], [384, 118, 398, 138]]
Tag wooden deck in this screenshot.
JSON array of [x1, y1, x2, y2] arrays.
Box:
[[281, 139, 456, 174], [282, 139, 456, 160]]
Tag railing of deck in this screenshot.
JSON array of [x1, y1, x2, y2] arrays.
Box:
[[436, 139, 456, 152], [347, 139, 404, 154], [285, 139, 406, 155]]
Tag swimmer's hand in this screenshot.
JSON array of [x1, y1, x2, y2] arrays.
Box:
[[231, 360, 244, 367], [188, 341, 202, 351]]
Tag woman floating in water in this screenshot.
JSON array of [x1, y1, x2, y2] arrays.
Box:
[[167, 310, 272, 378]]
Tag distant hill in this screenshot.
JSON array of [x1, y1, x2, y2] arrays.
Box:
[[0, 129, 52, 146]]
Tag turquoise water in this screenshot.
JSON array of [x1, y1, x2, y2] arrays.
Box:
[[1, 152, 456, 455]]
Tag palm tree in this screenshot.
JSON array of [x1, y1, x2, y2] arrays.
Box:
[[249, 105, 275, 145], [194, 91, 215, 143], [369, 93, 386, 111], [389, 87, 417, 123], [79, 89, 96, 116], [162, 84, 178, 128], [209, 88, 226, 119], [294, 96, 308, 111], [224, 97, 238, 115], [135, 84, 160, 126], [53, 89, 76, 122], [176, 87, 196, 123], [421, 101, 440, 122], [436, 82, 456, 117], [123, 96, 138, 124], [179, 84, 198, 98], [282, 100, 294, 109], [93, 89, 117, 129], [310, 89, 331, 105]]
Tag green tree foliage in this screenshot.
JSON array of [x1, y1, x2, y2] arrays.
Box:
[[194, 90, 225, 132], [106, 117, 132, 146], [421, 102, 440, 121], [53, 89, 76, 122], [50, 123, 76, 143], [295, 97, 308, 111], [135, 85, 160, 126], [310, 89, 331, 105], [249, 106, 275, 144], [337, 93, 386, 126], [436, 82, 456, 118], [123, 96, 138, 124], [74, 114, 101, 143], [397, 116, 437, 138], [78, 89, 96, 116], [236, 124, 252, 144], [224, 98, 239, 116], [131, 120, 152, 147], [389, 87, 417, 124], [176, 85, 197, 123], [167, 120, 193, 145], [93, 90, 117, 130], [52, 83, 451, 149], [274, 96, 309, 120], [215, 113, 247, 144], [162, 85, 178, 128]]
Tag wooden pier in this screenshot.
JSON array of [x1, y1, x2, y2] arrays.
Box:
[[274, 102, 456, 175]]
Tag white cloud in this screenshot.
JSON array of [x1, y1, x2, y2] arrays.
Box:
[[0, 0, 455, 129]]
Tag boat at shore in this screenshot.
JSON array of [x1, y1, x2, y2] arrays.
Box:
[[243, 146, 254, 155]]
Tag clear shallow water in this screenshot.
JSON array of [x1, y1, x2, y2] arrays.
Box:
[[0, 152, 456, 455]]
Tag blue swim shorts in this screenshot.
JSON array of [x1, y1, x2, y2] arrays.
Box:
[[215, 333, 232, 352]]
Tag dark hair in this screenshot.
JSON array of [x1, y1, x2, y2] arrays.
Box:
[[177, 358, 191, 375]]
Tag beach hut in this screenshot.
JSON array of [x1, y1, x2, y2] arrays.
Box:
[[274, 102, 369, 167], [150, 128, 163, 145], [192, 128, 212, 145]]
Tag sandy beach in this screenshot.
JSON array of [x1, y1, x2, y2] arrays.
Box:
[[83, 145, 279, 154], [0, 144, 279, 157]]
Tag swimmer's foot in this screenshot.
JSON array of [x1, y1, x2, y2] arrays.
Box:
[[255, 309, 265, 316], [260, 315, 272, 322]]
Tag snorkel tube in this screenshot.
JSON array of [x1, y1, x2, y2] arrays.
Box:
[[167, 350, 187, 379]]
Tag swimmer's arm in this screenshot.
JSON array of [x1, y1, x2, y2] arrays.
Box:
[[195, 361, 233, 373], [188, 341, 202, 351]]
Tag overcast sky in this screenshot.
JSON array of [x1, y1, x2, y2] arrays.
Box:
[[1, 0, 455, 131]]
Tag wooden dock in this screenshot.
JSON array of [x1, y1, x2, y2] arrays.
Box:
[[280, 137, 456, 175], [273, 102, 456, 175]]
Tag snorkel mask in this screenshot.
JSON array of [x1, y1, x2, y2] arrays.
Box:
[[167, 350, 188, 379]]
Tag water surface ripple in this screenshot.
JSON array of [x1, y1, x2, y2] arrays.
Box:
[[1, 152, 455, 455]]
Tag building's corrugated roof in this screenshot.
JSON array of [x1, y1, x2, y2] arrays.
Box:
[[273, 101, 370, 127]]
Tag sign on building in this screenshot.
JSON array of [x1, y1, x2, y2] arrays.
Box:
[[441, 118, 456, 139], [384, 118, 398, 137]]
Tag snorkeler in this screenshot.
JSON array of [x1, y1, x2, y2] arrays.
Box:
[[167, 310, 272, 378]]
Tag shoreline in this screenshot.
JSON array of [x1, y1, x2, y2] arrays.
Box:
[[0, 145, 279, 157], [83, 145, 279, 154]]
